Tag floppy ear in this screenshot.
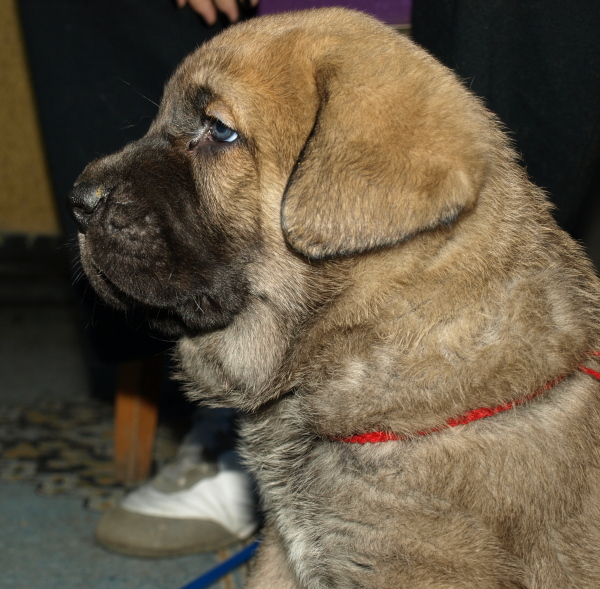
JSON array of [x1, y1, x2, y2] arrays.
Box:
[[281, 48, 490, 259]]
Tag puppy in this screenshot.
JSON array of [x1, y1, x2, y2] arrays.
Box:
[[69, 8, 600, 588]]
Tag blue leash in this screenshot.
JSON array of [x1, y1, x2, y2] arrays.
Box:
[[179, 540, 260, 589]]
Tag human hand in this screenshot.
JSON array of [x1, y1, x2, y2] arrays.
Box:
[[176, 0, 259, 26]]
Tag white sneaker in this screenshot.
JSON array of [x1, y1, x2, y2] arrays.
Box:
[[95, 410, 258, 557]]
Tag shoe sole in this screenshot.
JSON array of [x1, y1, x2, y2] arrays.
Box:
[[95, 506, 243, 558]]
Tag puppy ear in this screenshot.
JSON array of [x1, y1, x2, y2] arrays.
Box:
[[281, 49, 490, 259]]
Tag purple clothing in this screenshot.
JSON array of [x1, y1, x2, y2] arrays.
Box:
[[259, 0, 412, 24]]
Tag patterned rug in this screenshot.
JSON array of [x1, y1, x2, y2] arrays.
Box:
[[0, 398, 179, 511]]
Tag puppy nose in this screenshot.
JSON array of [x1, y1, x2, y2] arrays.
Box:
[[68, 182, 109, 233]]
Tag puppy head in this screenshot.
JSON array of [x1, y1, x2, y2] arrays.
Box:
[[70, 8, 496, 337]]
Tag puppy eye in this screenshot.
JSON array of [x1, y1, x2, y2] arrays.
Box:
[[210, 119, 238, 143], [187, 119, 239, 151]]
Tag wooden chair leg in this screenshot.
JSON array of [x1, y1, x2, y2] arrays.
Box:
[[114, 356, 161, 485]]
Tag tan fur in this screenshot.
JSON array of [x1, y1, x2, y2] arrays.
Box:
[[76, 8, 600, 588]]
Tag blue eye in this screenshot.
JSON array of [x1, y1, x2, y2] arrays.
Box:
[[211, 119, 238, 143]]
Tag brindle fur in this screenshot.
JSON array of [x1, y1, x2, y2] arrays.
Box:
[[72, 9, 600, 588]]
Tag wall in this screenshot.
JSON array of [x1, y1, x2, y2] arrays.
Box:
[[0, 0, 59, 236]]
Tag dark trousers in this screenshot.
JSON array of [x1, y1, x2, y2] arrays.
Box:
[[412, 0, 600, 237], [17, 0, 231, 366]]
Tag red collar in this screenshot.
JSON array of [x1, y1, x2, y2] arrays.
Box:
[[334, 353, 600, 444]]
